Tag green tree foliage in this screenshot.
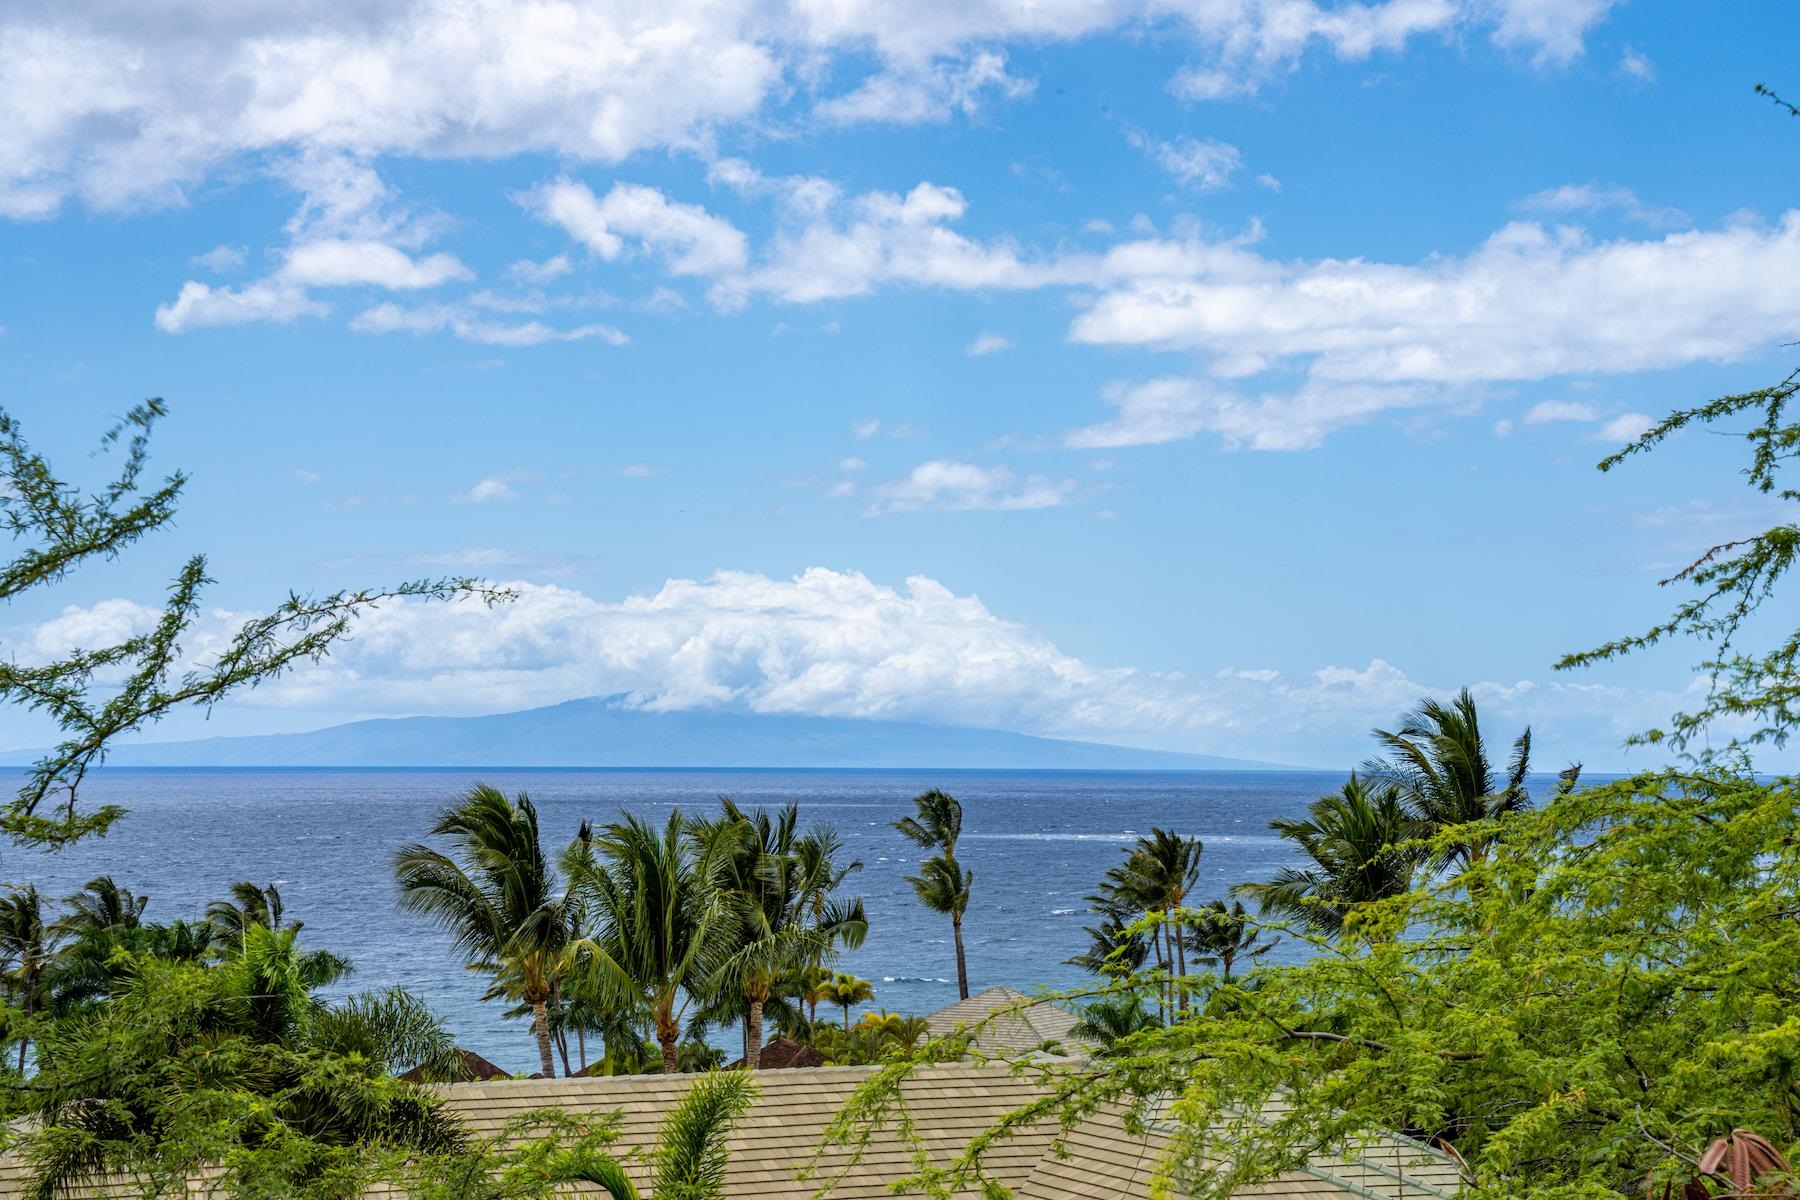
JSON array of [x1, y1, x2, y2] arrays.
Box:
[[0, 402, 505, 847], [894, 789, 973, 1000], [841, 766, 1800, 1198]]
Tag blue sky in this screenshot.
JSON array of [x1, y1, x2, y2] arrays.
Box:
[[3, 0, 1799, 770]]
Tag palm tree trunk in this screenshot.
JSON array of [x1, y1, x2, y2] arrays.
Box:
[[577, 1026, 587, 1072], [746, 999, 765, 1068], [842, 1003, 852, 1033], [1173, 912, 1188, 1014], [656, 1003, 680, 1074], [951, 911, 969, 1001], [531, 1000, 557, 1078]]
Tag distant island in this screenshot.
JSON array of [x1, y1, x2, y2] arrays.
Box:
[[2, 696, 1294, 771]]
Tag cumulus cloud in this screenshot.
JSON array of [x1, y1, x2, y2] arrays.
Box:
[[282, 239, 472, 289], [191, 244, 246, 273], [713, 181, 1083, 306], [866, 461, 1072, 513], [522, 179, 748, 276], [966, 331, 1013, 356], [154, 279, 327, 333], [0, 1, 1621, 220], [1597, 411, 1654, 443], [15, 570, 1696, 767], [464, 476, 522, 502]]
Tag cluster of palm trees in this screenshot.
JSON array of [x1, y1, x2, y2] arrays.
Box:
[[393, 785, 867, 1078], [1068, 829, 1274, 1023], [1068, 691, 1574, 1039], [0, 874, 346, 1073]]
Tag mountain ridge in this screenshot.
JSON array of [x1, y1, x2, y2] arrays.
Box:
[[2, 696, 1295, 771]]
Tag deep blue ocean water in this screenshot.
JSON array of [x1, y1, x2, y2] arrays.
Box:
[[2, 767, 1351, 1072]]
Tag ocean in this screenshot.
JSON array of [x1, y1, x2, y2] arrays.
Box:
[[3, 767, 1347, 1072]]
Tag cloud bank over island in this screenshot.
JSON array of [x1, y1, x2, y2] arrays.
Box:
[[11, 568, 1691, 770]]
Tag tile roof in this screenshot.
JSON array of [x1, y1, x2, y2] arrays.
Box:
[[0, 1062, 1463, 1199], [920, 985, 1090, 1057]]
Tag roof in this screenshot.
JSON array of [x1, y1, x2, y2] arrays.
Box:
[[397, 1047, 512, 1084], [0, 1062, 1463, 1199], [920, 985, 1090, 1057]]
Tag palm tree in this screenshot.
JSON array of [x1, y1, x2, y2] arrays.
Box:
[[821, 972, 873, 1032], [693, 799, 866, 1067], [1071, 994, 1159, 1049], [0, 884, 59, 1071], [206, 880, 351, 989], [1186, 899, 1275, 983], [394, 784, 575, 1077], [1109, 829, 1203, 1010], [1362, 688, 1534, 870], [895, 789, 972, 1000], [57, 876, 148, 937], [563, 810, 738, 1074], [1235, 775, 1420, 938]]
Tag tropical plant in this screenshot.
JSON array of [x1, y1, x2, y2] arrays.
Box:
[[394, 785, 576, 1077], [1361, 688, 1536, 870], [1185, 899, 1276, 983], [0, 885, 59, 1071], [818, 972, 874, 1032], [562, 810, 737, 1074], [895, 788, 972, 1000], [1234, 775, 1420, 938], [1070, 993, 1159, 1049], [207, 880, 352, 989], [691, 799, 865, 1067], [8, 927, 464, 1199], [55, 875, 147, 938]]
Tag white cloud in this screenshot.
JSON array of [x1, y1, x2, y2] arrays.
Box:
[[837, 456, 868, 471], [1524, 399, 1598, 425], [815, 50, 1033, 125], [851, 418, 882, 439], [294, 468, 322, 484], [351, 302, 628, 347], [714, 181, 1082, 306], [1066, 377, 1434, 452], [1518, 183, 1688, 229], [154, 279, 326, 333], [507, 255, 574, 284], [191, 244, 246, 273], [1128, 131, 1242, 191], [21, 570, 1702, 767], [282, 239, 472, 289], [1618, 45, 1655, 82], [0, 2, 1619, 219], [867, 460, 1072, 513], [1487, 0, 1617, 64], [1073, 215, 1800, 387], [1597, 411, 1654, 443], [464, 476, 521, 503], [966, 331, 1013, 356], [522, 179, 748, 276]]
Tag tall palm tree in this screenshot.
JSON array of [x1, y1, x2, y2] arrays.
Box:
[[1235, 775, 1420, 938], [1361, 688, 1533, 870], [563, 810, 738, 1074], [820, 972, 874, 1032], [895, 789, 972, 1000], [394, 784, 574, 1077]]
